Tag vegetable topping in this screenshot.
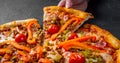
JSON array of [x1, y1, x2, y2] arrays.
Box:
[[48, 24, 59, 34], [68, 33, 78, 40], [15, 34, 27, 42], [69, 53, 85, 63]]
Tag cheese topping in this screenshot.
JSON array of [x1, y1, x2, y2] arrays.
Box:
[[0, 34, 6, 43], [100, 53, 114, 63], [0, 33, 14, 43]]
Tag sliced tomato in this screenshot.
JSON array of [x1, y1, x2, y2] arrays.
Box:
[[15, 34, 27, 42], [68, 33, 78, 40], [48, 24, 59, 34], [69, 53, 85, 63]]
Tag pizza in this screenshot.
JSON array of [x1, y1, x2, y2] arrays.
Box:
[[57, 24, 120, 63], [42, 6, 120, 63], [0, 6, 120, 63], [42, 23, 120, 63], [43, 6, 93, 63], [0, 18, 43, 63], [43, 6, 93, 41]]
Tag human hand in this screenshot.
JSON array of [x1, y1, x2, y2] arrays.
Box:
[[58, 0, 89, 11]]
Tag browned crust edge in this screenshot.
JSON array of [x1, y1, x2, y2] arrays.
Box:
[[43, 6, 94, 20], [0, 18, 39, 30], [116, 49, 120, 63], [88, 24, 120, 49]]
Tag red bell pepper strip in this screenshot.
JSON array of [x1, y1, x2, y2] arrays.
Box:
[[27, 20, 40, 44], [58, 36, 96, 47], [61, 41, 106, 53]]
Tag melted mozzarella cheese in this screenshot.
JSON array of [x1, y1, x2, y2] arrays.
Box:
[[62, 52, 71, 63], [0, 34, 6, 42], [0, 33, 14, 43], [100, 53, 114, 63], [49, 40, 57, 51]]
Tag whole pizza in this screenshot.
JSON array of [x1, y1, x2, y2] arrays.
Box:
[[0, 6, 120, 63]]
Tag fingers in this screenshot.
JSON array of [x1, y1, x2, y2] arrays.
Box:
[[58, 0, 89, 11], [66, 0, 73, 8], [58, 0, 74, 8], [58, 0, 66, 7]]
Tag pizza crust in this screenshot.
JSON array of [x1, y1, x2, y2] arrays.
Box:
[[116, 49, 120, 63], [43, 6, 93, 20], [0, 18, 39, 30], [89, 24, 120, 49]]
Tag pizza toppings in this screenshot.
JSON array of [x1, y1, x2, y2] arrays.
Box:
[[100, 53, 114, 63], [10, 41, 31, 52], [0, 48, 12, 54], [43, 6, 119, 63], [0, 19, 44, 63], [58, 36, 96, 47], [51, 17, 82, 40], [36, 45, 43, 59], [16, 50, 29, 62], [69, 53, 85, 63], [59, 41, 107, 53], [43, 6, 94, 43], [48, 24, 59, 34], [27, 20, 40, 44], [0, 6, 119, 63], [47, 51, 62, 62], [15, 34, 27, 42], [95, 41, 107, 49], [38, 58, 52, 63], [68, 33, 78, 40]]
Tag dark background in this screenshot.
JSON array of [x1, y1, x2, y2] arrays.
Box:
[[0, 0, 120, 39]]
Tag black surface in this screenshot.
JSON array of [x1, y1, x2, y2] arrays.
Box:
[[0, 0, 120, 38]]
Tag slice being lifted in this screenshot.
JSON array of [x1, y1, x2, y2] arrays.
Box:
[[0, 19, 43, 63], [43, 6, 93, 63], [58, 24, 120, 63], [43, 6, 93, 41]]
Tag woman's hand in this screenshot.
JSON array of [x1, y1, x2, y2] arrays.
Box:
[[58, 0, 89, 11]]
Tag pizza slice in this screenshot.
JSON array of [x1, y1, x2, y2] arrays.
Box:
[[57, 24, 120, 63], [43, 6, 93, 42], [43, 6, 93, 62], [0, 18, 43, 63]]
